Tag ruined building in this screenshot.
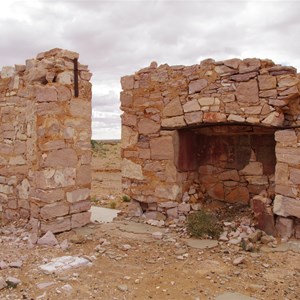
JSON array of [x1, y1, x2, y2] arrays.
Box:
[[120, 58, 300, 238], [0, 49, 92, 235]]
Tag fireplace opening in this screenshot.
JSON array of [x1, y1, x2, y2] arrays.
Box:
[[176, 125, 276, 206]]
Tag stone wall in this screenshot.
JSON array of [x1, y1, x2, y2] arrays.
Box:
[[120, 58, 300, 238], [0, 48, 92, 234]]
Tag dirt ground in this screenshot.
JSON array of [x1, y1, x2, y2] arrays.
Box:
[[0, 141, 299, 300]]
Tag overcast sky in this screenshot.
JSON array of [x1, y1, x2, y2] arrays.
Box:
[[1, 0, 299, 140]]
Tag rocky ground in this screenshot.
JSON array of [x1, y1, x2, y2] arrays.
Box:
[[0, 141, 299, 300]]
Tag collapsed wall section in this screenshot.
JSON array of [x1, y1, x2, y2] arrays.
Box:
[[0, 48, 92, 234]]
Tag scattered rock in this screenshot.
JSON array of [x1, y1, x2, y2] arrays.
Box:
[[39, 256, 92, 274], [9, 260, 23, 268], [233, 256, 245, 266], [152, 231, 163, 240], [0, 277, 7, 290], [60, 239, 69, 251], [6, 276, 21, 288], [0, 261, 8, 270], [117, 284, 128, 292], [37, 282, 56, 289], [37, 231, 58, 246]]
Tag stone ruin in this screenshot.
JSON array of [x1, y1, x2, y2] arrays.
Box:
[[0, 48, 92, 235], [120, 58, 300, 239]]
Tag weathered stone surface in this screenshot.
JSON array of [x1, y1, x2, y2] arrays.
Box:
[[40, 202, 69, 220], [137, 118, 160, 134], [37, 231, 59, 246], [76, 165, 92, 185], [36, 86, 57, 102], [275, 130, 297, 145], [240, 162, 263, 176], [122, 159, 144, 180], [42, 149, 77, 168], [161, 116, 186, 128], [203, 112, 226, 123], [258, 75, 277, 90], [198, 97, 215, 106], [71, 211, 91, 228], [236, 79, 259, 104], [183, 99, 200, 112], [121, 75, 135, 90], [184, 111, 203, 124], [41, 216, 71, 234], [262, 111, 284, 126], [276, 217, 294, 239], [162, 97, 183, 117], [150, 136, 174, 160], [188, 79, 207, 94], [225, 186, 249, 204], [67, 188, 90, 203], [121, 126, 138, 149], [273, 195, 300, 218]]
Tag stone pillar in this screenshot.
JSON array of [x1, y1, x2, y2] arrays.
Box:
[[0, 48, 92, 234], [274, 129, 300, 238]]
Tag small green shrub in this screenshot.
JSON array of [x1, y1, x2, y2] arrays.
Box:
[[122, 195, 131, 202], [109, 201, 117, 209], [187, 210, 222, 239]]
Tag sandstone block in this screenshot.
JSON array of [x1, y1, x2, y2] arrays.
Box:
[[71, 211, 91, 228], [162, 97, 183, 117], [137, 118, 160, 134], [36, 86, 57, 102], [251, 196, 276, 236], [161, 116, 186, 128], [236, 79, 259, 104], [275, 184, 298, 198], [1, 66, 15, 78], [198, 97, 215, 106], [121, 126, 138, 149], [273, 195, 300, 218], [40, 216, 71, 234], [166, 207, 178, 219], [258, 75, 277, 90], [66, 188, 90, 203], [207, 183, 224, 200], [277, 75, 298, 88], [274, 130, 297, 145], [70, 200, 91, 214], [155, 185, 180, 201], [188, 79, 207, 94], [121, 75, 134, 90], [225, 186, 249, 204], [227, 114, 245, 122], [56, 71, 73, 85], [276, 147, 300, 165], [275, 163, 289, 185], [276, 217, 294, 239], [203, 112, 227, 123], [150, 136, 174, 160], [122, 113, 137, 126], [183, 99, 200, 112], [42, 149, 77, 168], [120, 91, 133, 107], [178, 203, 191, 214], [122, 159, 144, 180], [70, 98, 91, 119], [76, 165, 92, 185], [30, 189, 65, 204], [40, 140, 66, 151], [184, 111, 203, 125], [40, 202, 69, 220], [262, 111, 284, 126], [240, 161, 263, 176], [219, 170, 239, 181]]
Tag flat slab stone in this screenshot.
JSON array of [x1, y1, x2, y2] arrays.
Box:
[[185, 238, 218, 249], [90, 206, 120, 223], [215, 292, 257, 300], [116, 221, 160, 235], [261, 240, 300, 254], [39, 256, 91, 274]]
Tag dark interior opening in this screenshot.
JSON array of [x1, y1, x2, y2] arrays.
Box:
[[176, 125, 276, 204]]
